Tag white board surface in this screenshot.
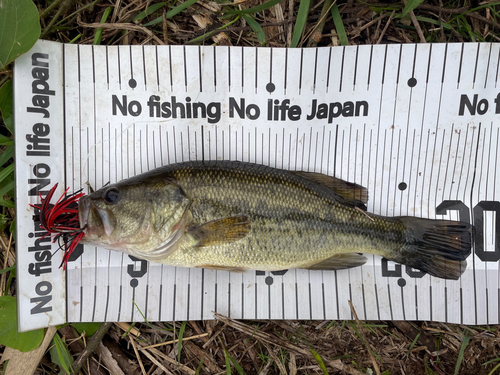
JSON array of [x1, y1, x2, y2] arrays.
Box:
[[14, 40, 500, 331]]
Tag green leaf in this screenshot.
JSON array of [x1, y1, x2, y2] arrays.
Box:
[[0, 295, 44, 352], [0, 80, 13, 133], [0, 164, 14, 184], [134, 2, 167, 22], [310, 349, 328, 375], [0, 180, 15, 200], [290, 0, 311, 47], [331, 4, 348, 46], [50, 334, 73, 374], [141, 0, 200, 27], [166, 0, 199, 18], [94, 7, 113, 45], [454, 332, 471, 375], [0, 134, 13, 146], [178, 321, 187, 364], [0, 145, 14, 168], [242, 15, 266, 45], [0, 265, 15, 275], [71, 322, 101, 337], [228, 355, 246, 375], [402, 0, 425, 18], [0, 0, 41, 69], [141, 16, 163, 27], [0, 198, 15, 208], [223, 0, 283, 15]]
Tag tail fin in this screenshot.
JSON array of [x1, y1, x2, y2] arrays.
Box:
[[391, 217, 472, 280]]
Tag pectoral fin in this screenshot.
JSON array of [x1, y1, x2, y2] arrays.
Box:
[[189, 216, 251, 247], [306, 253, 367, 270]]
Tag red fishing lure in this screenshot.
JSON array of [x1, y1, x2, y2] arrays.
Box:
[[31, 184, 86, 270]]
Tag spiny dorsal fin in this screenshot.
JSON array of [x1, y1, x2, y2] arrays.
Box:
[[305, 253, 367, 270], [293, 171, 368, 208], [189, 216, 251, 247]]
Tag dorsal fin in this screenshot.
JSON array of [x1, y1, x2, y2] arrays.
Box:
[[293, 171, 368, 208]]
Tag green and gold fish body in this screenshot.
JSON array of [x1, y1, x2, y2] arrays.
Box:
[[79, 161, 472, 279]]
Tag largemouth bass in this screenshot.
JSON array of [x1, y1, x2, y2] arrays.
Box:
[[77, 161, 471, 280]]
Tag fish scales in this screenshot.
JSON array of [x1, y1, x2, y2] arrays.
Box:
[[78, 160, 472, 279], [133, 162, 405, 269]]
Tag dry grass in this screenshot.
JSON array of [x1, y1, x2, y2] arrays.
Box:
[[3, 0, 500, 374]]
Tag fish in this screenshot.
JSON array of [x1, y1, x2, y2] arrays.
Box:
[[75, 160, 472, 280]]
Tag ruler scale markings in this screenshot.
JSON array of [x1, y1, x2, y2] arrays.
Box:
[[353, 45, 359, 89], [400, 286, 406, 320], [412, 45, 430, 218], [367, 45, 373, 90], [129, 45, 133, 80], [484, 43, 492, 89], [473, 43, 480, 89], [269, 47, 273, 85], [495, 44, 500, 88], [254, 48, 258, 93], [198, 46, 203, 92], [155, 46, 159, 90], [434, 129, 446, 213], [142, 45, 147, 89], [339, 47, 345, 92], [457, 43, 465, 88], [460, 125, 478, 324], [299, 49, 303, 94], [131, 288, 135, 321], [240, 47, 244, 92], [395, 129, 402, 214], [183, 46, 188, 91], [313, 48, 318, 94], [386, 128, 394, 216], [374, 44, 391, 215], [321, 126, 325, 173], [473, 125, 486, 324]]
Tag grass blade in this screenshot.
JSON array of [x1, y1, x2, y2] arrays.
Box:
[[166, 0, 199, 19], [93, 6, 113, 45], [290, 0, 311, 47], [454, 332, 470, 375], [242, 14, 266, 45], [0, 134, 13, 146], [402, 0, 425, 17], [0, 145, 13, 168], [331, 3, 348, 45], [228, 355, 246, 375], [0, 164, 14, 185], [134, 2, 166, 22], [488, 362, 500, 375], [50, 334, 73, 374], [310, 349, 329, 375], [223, 0, 283, 15], [0, 265, 14, 275], [177, 321, 187, 364]]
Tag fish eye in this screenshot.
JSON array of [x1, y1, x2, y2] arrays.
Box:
[[103, 187, 120, 204]]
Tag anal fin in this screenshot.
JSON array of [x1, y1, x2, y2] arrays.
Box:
[[197, 264, 248, 272], [305, 253, 367, 270]]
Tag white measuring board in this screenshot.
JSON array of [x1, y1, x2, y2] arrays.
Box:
[[14, 40, 500, 331]]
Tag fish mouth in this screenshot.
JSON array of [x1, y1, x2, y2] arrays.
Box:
[[79, 196, 115, 238]]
